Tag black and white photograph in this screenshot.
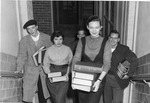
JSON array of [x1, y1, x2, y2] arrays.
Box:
[[0, 0, 150, 103]]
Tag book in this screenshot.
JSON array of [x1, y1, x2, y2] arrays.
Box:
[[48, 72, 62, 78], [38, 48, 46, 64], [72, 78, 93, 86], [74, 61, 103, 73], [72, 84, 93, 92], [117, 60, 130, 79], [72, 71, 95, 81], [72, 62, 102, 92], [51, 75, 67, 83], [32, 50, 39, 66], [32, 46, 46, 66], [71, 71, 99, 92]]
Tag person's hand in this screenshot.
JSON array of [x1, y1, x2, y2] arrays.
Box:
[[14, 71, 20, 74], [65, 74, 69, 81], [92, 80, 101, 92], [47, 72, 54, 83], [72, 71, 75, 78], [14, 70, 23, 74], [41, 64, 45, 69], [49, 77, 53, 83], [122, 75, 129, 79]]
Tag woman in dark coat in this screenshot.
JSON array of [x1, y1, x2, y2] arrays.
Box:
[[72, 15, 112, 103]]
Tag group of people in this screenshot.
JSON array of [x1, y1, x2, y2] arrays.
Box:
[[16, 15, 138, 103]]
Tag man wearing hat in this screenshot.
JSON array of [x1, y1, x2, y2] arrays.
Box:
[[16, 19, 52, 103]]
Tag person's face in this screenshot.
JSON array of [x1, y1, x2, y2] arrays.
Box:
[[53, 36, 63, 47], [109, 33, 120, 47], [87, 21, 102, 38], [77, 30, 85, 39], [26, 25, 38, 37]]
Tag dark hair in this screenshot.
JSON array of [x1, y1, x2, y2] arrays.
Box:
[[109, 30, 120, 38], [23, 19, 37, 29], [51, 31, 64, 44], [78, 26, 86, 35], [86, 15, 101, 26]]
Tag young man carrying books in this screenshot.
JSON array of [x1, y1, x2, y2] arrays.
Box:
[[104, 30, 138, 103], [16, 20, 52, 103]]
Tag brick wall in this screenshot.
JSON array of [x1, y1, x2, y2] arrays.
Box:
[[32, 1, 53, 35], [0, 52, 22, 103], [131, 53, 150, 103]]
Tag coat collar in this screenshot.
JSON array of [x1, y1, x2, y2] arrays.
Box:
[[28, 31, 44, 51]]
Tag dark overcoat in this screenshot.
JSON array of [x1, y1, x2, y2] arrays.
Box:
[[108, 43, 138, 89]]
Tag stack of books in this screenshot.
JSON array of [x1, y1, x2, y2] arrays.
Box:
[[32, 46, 47, 66], [117, 60, 130, 79], [48, 72, 67, 83], [72, 61, 103, 92]]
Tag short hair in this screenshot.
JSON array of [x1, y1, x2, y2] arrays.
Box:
[[77, 26, 86, 35], [23, 19, 37, 29], [109, 30, 120, 38], [51, 31, 64, 44], [86, 15, 101, 26]]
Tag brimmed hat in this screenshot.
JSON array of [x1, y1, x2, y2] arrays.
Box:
[[23, 20, 37, 29]]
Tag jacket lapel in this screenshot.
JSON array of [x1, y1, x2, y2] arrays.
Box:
[[28, 35, 38, 51], [27, 32, 45, 51], [36, 32, 44, 49]]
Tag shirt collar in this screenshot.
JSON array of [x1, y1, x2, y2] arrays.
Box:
[[31, 31, 40, 41]]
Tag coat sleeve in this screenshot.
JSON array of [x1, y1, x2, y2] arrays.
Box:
[[68, 47, 73, 64], [103, 41, 112, 73], [125, 48, 138, 77], [71, 39, 82, 71], [16, 38, 27, 72], [43, 49, 51, 74], [43, 34, 53, 48]]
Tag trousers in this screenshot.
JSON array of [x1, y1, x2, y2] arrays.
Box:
[[104, 74, 123, 103], [37, 76, 46, 103]]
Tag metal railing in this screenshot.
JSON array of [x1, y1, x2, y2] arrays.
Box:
[[131, 74, 150, 87], [0, 71, 23, 78]]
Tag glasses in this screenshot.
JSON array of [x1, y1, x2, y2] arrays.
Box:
[[109, 37, 119, 40]]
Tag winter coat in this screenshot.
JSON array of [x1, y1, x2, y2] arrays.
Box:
[[17, 32, 52, 102]]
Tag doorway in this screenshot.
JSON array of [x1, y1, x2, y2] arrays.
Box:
[[52, 1, 94, 45]]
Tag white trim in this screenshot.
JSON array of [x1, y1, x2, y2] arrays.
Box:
[[126, 1, 136, 49], [16, 0, 22, 41], [123, 1, 139, 103], [132, 1, 139, 52], [129, 2, 139, 103], [20, 0, 29, 37]]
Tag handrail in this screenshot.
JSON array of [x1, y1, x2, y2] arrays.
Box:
[[131, 74, 150, 82], [0, 71, 23, 78], [131, 74, 150, 87]]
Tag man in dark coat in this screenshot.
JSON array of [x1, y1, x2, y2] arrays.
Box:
[[104, 30, 138, 103]]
